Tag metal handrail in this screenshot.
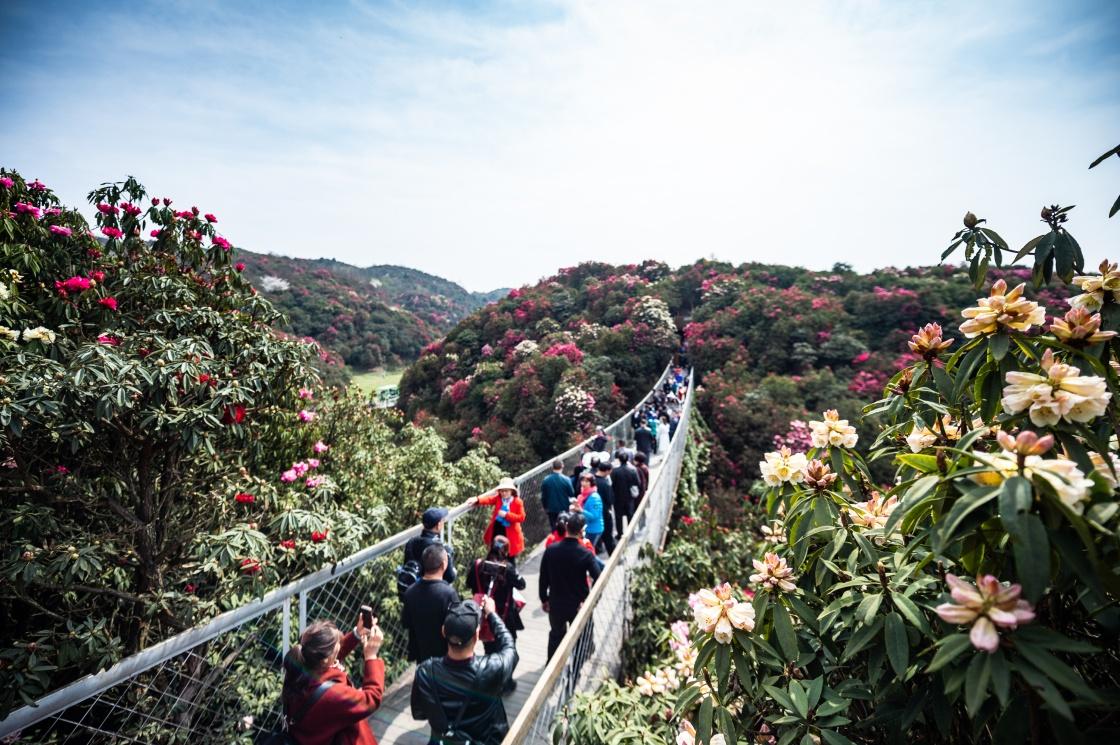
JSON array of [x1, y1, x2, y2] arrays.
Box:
[[0, 360, 678, 739], [502, 368, 694, 743]]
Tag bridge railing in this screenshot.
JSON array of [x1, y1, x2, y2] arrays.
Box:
[[503, 368, 694, 744], [0, 362, 678, 744]]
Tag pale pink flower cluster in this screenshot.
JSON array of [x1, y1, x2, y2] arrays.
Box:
[[970, 431, 1094, 513], [635, 667, 680, 696], [692, 582, 755, 644], [750, 552, 797, 592], [1068, 260, 1120, 312], [297, 409, 317, 423], [905, 414, 963, 453], [848, 492, 899, 530], [1002, 349, 1110, 427], [759, 447, 808, 487], [313, 440, 330, 454], [281, 458, 321, 484], [959, 279, 1046, 337], [935, 573, 1036, 652], [298, 387, 314, 400], [809, 409, 858, 449]]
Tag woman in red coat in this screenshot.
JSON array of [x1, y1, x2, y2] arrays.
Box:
[[282, 611, 385, 745], [478, 476, 526, 559]]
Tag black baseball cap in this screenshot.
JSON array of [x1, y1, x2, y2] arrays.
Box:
[[443, 600, 482, 646], [422, 507, 449, 529]]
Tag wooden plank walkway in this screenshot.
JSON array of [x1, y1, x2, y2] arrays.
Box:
[[370, 453, 670, 744]]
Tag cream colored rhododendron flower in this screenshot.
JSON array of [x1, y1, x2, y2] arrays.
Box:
[[905, 414, 965, 453], [809, 409, 858, 449], [636, 667, 680, 696], [692, 582, 756, 644], [1068, 260, 1120, 312], [760, 521, 786, 545], [750, 552, 797, 592], [959, 279, 1046, 338], [1050, 307, 1117, 345], [1089, 450, 1120, 489], [970, 434, 1095, 513], [848, 492, 900, 530], [935, 573, 1036, 653], [908, 322, 954, 359], [22, 326, 56, 344], [1002, 349, 1110, 426], [759, 447, 808, 486]]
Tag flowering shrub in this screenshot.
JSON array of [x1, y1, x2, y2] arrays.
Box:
[[0, 170, 503, 720], [584, 196, 1118, 744]]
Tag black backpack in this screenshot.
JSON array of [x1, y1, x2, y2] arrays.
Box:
[[422, 659, 474, 745], [395, 559, 422, 597]]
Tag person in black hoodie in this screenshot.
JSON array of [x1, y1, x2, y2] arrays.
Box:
[[593, 461, 616, 555], [539, 512, 603, 660], [403, 507, 456, 586], [610, 452, 641, 539]]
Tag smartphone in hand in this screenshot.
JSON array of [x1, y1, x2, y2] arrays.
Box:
[[360, 605, 374, 629]]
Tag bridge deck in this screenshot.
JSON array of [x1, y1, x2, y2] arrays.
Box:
[[371, 455, 668, 744]]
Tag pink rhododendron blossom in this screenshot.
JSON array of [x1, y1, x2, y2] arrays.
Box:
[[14, 202, 42, 219], [101, 226, 123, 239], [0, 177, 13, 188], [750, 552, 797, 592], [27, 179, 46, 191], [90, 270, 105, 283], [297, 410, 316, 423], [150, 229, 161, 238], [306, 476, 324, 488], [307, 458, 320, 469], [234, 262, 245, 272], [54, 465, 70, 474], [480, 344, 494, 357], [49, 225, 72, 237], [205, 213, 217, 222], [280, 469, 298, 483], [313, 440, 330, 454], [121, 202, 142, 216], [291, 461, 310, 477], [99, 296, 118, 311], [55, 276, 92, 294], [97, 334, 120, 346], [935, 573, 1036, 653], [212, 235, 232, 250], [298, 388, 314, 399]]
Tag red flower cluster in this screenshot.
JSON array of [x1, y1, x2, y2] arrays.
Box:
[[310, 530, 329, 543], [97, 203, 120, 215], [101, 226, 123, 239], [99, 296, 118, 311], [279, 539, 296, 550], [213, 235, 232, 250], [239, 558, 262, 574], [55, 275, 91, 295], [234, 492, 255, 504], [222, 404, 246, 425]]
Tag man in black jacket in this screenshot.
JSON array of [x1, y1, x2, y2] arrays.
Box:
[[594, 461, 616, 554], [402, 545, 461, 663], [540, 512, 603, 660], [634, 420, 655, 462], [411, 597, 518, 745], [403, 507, 456, 585], [610, 452, 641, 539], [540, 458, 575, 531]]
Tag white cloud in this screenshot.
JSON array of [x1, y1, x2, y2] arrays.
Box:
[[3, 0, 1117, 291]]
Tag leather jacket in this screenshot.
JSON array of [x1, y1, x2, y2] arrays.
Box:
[[410, 612, 519, 744]]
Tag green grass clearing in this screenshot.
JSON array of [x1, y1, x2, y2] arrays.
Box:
[[350, 367, 404, 393]]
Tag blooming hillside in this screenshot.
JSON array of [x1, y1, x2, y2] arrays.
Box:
[[399, 258, 1071, 479], [236, 250, 505, 370]]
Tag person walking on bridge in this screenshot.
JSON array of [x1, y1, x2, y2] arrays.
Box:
[[402, 545, 460, 664], [540, 512, 603, 660], [610, 452, 641, 539], [541, 458, 574, 531]]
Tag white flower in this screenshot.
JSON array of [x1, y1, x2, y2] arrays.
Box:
[[692, 582, 755, 644], [0, 283, 8, 300], [1068, 260, 1120, 312], [22, 326, 56, 344], [848, 492, 900, 532], [761, 521, 786, 545], [759, 447, 808, 486], [905, 415, 966, 453], [1002, 350, 1110, 426], [750, 552, 798, 592], [971, 450, 1095, 514], [809, 409, 858, 449], [0, 325, 19, 342], [1090, 450, 1120, 489]]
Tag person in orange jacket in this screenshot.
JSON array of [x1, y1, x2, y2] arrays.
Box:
[[478, 476, 526, 560]]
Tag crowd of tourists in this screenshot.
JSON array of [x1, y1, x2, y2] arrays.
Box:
[[280, 367, 689, 745]]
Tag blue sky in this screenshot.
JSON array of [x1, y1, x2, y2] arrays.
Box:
[[2, 0, 1118, 291]]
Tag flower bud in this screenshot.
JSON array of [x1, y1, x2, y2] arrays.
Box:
[[963, 212, 978, 229]]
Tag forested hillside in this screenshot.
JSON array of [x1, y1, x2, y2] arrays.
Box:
[[400, 258, 1072, 481], [236, 250, 505, 369]]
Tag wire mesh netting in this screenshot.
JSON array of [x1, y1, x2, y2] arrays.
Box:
[[1, 363, 682, 744]]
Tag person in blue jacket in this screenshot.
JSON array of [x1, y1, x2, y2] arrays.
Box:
[[573, 472, 604, 551], [540, 459, 575, 531]]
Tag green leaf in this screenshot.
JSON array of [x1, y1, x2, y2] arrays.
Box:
[[1011, 513, 1050, 602], [1014, 232, 1048, 263], [964, 652, 992, 716], [819, 731, 857, 745], [1016, 664, 1073, 721], [698, 694, 714, 742], [989, 332, 1010, 361], [786, 594, 820, 633], [884, 612, 909, 677], [773, 601, 798, 658], [891, 594, 930, 634], [789, 678, 809, 719], [937, 487, 999, 551], [926, 634, 972, 673], [990, 649, 1010, 707], [714, 643, 731, 693], [856, 593, 883, 625], [998, 476, 1032, 535]]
